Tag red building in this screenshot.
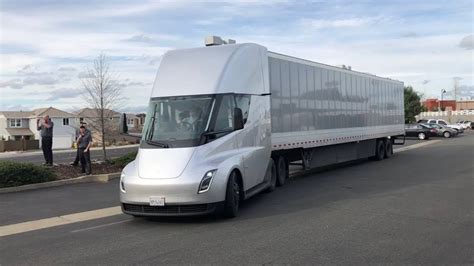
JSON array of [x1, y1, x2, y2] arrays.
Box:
[[422, 98, 457, 111]]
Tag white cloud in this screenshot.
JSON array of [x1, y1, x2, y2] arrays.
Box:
[[459, 34, 474, 50], [301, 16, 388, 30]]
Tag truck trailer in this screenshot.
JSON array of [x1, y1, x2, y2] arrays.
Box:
[[120, 37, 405, 218]]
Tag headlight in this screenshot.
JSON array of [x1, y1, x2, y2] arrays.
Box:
[[198, 169, 217, 194], [120, 173, 126, 192]]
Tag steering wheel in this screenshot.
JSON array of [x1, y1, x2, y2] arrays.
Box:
[[179, 121, 193, 131]]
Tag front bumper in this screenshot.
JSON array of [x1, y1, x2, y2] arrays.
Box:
[[122, 202, 222, 217]]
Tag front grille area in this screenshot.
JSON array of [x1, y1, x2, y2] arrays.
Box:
[[122, 203, 214, 215]]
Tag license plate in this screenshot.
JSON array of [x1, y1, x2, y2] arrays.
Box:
[[149, 196, 165, 206]]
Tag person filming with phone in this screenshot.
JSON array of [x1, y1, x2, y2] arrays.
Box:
[[37, 115, 54, 166], [77, 125, 92, 175]]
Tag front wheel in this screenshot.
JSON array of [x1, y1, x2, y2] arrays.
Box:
[[418, 132, 427, 140], [443, 131, 451, 138], [221, 171, 240, 218]]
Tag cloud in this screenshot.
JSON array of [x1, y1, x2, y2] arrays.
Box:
[[301, 16, 387, 30], [459, 34, 474, 50], [57, 66, 77, 71], [400, 32, 419, 38], [126, 34, 156, 43], [0, 79, 23, 89], [78, 71, 95, 79], [46, 88, 82, 101], [23, 76, 58, 85], [422, 80, 430, 85]]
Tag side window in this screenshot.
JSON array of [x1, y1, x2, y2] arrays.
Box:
[[428, 120, 435, 124], [439, 120, 447, 125], [213, 95, 235, 132], [235, 95, 251, 124]]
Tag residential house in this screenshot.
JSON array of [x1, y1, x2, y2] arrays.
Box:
[[125, 113, 146, 133], [0, 107, 77, 149], [75, 108, 122, 143]]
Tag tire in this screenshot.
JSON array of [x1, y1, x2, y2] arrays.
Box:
[[221, 171, 241, 218], [384, 140, 393, 158], [418, 132, 427, 140], [375, 140, 385, 161], [276, 156, 288, 187], [443, 131, 451, 138], [264, 158, 277, 193]]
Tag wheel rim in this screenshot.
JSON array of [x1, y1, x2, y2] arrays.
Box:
[[419, 133, 425, 140], [444, 132, 450, 138]]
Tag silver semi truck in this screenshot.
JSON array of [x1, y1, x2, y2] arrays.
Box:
[[120, 37, 405, 217]]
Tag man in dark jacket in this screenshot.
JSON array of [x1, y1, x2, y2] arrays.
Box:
[[77, 125, 92, 175], [71, 123, 91, 166], [37, 115, 54, 166]]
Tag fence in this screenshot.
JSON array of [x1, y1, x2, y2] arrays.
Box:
[[417, 110, 474, 123], [0, 140, 39, 152]]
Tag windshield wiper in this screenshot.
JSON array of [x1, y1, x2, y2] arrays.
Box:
[[145, 140, 170, 148]]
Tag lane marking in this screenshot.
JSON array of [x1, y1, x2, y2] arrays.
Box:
[[0, 139, 442, 237], [0, 206, 122, 237], [70, 219, 132, 233], [393, 140, 441, 153]]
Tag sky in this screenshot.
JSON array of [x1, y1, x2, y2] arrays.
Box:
[[0, 0, 473, 113]]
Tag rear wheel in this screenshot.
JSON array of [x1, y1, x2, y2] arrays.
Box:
[[418, 132, 427, 140], [276, 156, 288, 187], [221, 171, 240, 218], [384, 140, 393, 158], [375, 140, 385, 161], [443, 131, 451, 138], [264, 158, 277, 193]]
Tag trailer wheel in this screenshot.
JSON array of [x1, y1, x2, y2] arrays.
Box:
[[375, 140, 385, 161], [264, 158, 277, 193], [276, 156, 288, 187], [221, 171, 240, 218], [384, 140, 393, 158]]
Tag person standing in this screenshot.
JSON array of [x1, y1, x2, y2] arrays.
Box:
[[37, 115, 54, 166], [71, 123, 91, 166], [77, 125, 92, 175]]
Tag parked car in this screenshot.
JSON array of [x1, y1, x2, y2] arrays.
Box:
[[422, 123, 457, 138], [457, 120, 472, 130], [417, 119, 463, 133], [405, 124, 436, 140]]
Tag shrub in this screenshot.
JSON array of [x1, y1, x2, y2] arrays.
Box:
[[0, 161, 56, 188], [111, 151, 138, 168]]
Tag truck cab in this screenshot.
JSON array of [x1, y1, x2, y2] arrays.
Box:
[[120, 43, 273, 217]]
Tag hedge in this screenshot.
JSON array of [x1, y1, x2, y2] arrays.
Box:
[[0, 161, 56, 188], [111, 151, 138, 168]]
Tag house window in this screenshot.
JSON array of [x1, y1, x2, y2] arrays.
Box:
[[9, 119, 22, 128], [63, 118, 69, 126]]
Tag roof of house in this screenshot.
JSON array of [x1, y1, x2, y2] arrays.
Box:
[[0, 111, 34, 118], [32, 107, 76, 118], [6, 128, 34, 136], [76, 108, 121, 118]]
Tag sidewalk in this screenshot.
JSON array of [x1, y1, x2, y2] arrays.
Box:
[[0, 144, 139, 159]]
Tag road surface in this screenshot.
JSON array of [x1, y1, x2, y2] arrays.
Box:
[[0, 133, 473, 264]]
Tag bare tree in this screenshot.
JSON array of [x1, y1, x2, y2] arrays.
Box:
[[82, 54, 122, 161]]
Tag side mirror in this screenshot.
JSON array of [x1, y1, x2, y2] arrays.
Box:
[[233, 108, 244, 130]]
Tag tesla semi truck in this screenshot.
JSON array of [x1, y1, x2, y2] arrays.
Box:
[[120, 36, 405, 218]]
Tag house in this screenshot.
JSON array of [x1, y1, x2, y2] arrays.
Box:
[[0, 111, 35, 141], [75, 108, 122, 143], [125, 113, 146, 133], [0, 107, 77, 149]]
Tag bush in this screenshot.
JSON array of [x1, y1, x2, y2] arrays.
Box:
[[111, 151, 138, 168], [0, 161, 56, 188]]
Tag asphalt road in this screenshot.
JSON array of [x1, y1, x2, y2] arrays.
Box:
[[0, 146, 139, 164], [0, 133, 473, 264]]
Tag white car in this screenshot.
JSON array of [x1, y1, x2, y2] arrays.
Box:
[[417, 119, 463, 133], [457, 120, 472, 130]]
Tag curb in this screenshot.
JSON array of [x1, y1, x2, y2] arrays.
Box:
[[0, 172, 121, 194]]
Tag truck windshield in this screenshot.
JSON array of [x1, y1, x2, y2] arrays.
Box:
[[141, 95, 215, 148]]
